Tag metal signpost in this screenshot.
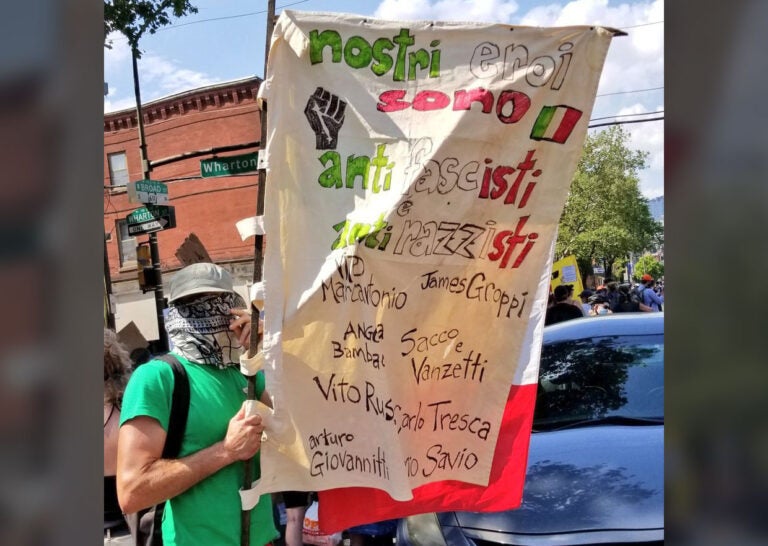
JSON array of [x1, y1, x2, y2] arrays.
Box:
[[127, 179, 169, 205]]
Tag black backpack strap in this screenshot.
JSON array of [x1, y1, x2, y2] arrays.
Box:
[[139, 354, 190, 546], [155, 353, 190, 459]]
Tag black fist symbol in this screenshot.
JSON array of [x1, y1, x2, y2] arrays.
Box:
[[304, 87, 347, 150]]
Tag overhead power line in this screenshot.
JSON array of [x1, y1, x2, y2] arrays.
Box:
[[590, 110, 664, 122], [621, 21, 663, 29], [109, 9, 660, 38], [597, 86, 663, 97], [157, 0, 310, 31], [589, 116, 664, 128]]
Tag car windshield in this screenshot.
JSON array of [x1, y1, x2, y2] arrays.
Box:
[[533, 334, 663, 430]]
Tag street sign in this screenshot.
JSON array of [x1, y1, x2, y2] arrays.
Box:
[[126, 205, 176, 236], [127, 179, 169, 205], [200, 152, 259, 178]]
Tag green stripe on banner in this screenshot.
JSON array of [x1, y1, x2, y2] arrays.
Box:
[[530, 106, 556, 139]]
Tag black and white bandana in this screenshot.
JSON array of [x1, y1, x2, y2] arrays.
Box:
[[165, 292, 247, 368]]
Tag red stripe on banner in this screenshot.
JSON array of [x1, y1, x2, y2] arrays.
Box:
[[550, 107, 583, 144], [317, 383, 538, 533]]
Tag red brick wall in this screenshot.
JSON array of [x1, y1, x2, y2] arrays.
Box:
[[104, 79, 262, 282]]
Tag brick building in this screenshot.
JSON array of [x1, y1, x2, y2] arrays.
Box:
[[104, 76, 262, 343]]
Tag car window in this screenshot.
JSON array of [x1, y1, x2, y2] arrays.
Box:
[[534, 334, 663, 427]]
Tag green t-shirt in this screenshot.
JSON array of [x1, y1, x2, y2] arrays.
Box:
[[120, 353, 278, 546]]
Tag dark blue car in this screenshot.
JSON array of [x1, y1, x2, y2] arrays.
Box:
[[398, 313, 664, 546]]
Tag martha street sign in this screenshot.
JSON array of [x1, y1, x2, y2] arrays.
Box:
[[126, 205, 176, 236], [200, 152, 259, 178], [127, 179, 169, 205]]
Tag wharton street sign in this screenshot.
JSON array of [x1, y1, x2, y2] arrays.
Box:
[[200, 152, 259, 178], [126, 205, 176, 236], [127, 179, 169, 205]]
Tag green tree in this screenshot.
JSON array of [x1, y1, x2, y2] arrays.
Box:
[[555, 126, 662, 282], [104, 0, 198, 52], [633, 254, 664, 281]]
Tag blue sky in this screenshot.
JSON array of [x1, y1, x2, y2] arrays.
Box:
[[104, 0, 663, 198]]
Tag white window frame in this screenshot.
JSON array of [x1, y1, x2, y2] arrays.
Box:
[[107, 151, 130, 186], [115, 219, 137, 268]]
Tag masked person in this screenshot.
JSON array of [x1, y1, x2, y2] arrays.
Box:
[[587, 294, 613, 316], [117, 262, 277, 546]]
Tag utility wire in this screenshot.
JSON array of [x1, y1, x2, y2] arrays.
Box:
[[621, 21, 663, 29], [597, 86, 663, 97], [590, 110, 664, 122], [589, 116, 663, 128], [108, 7, 659, 39], [106, 0, 310, 41]]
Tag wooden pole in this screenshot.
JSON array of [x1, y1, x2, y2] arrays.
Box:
[[242, 3, 276, 545]]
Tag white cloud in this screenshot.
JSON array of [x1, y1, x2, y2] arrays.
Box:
[[104, 92, 138, 114], [375, 0, 520, 23], [104, 31, 131, 69], [137, 54, 220, 96], [612, 103, 664, 197], [373, 0, 664, 198], [104, 38, 219, 113]]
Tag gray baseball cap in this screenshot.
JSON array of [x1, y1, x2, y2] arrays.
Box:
[[168, 262, 234, 303]]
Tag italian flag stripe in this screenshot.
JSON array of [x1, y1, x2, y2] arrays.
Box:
[[531, 106, 557, 139], [531, 105, 583, 144]]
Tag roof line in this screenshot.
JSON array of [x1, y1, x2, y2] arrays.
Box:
[[105, 75, 262, 116]]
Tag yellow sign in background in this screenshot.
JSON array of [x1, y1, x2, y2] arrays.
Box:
[[551, 254, 585, 297]]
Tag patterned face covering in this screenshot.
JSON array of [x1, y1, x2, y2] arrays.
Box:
[[165, 292, 247, 368]]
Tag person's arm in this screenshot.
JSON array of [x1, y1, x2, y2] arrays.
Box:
[[648, 290, 664, 305], [117, 402, 264, 514]]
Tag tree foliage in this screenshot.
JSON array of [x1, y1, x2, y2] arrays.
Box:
[[633, 254, 664, 281], [104, 0, 198, 52], [555, 126, 662, 281]]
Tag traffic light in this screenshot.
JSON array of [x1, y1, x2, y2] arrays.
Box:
[[136, 242, 157, 292]]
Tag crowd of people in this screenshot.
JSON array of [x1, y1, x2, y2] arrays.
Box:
[[545, 273, 664, 326], [104, 263, 397, 546]]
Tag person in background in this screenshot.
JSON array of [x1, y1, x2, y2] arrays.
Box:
[[587, 294, 613, 316], [117, 262, 278, 546], [129, 346, 152, 368], [563, 284, 585, 314], [104, 328, 132, 541], [638, 274, 664, 311], [282, 491, 312, 546], [604, 281, 621, 311], [578, 289, 593, 315], [612, 283, 652, 313], [545, 285, 585, 326]]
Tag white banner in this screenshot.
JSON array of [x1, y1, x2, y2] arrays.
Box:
[[244, 10, 612, 506]]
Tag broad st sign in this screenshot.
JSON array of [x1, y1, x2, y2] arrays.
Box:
[[127, 179, 169, 205]]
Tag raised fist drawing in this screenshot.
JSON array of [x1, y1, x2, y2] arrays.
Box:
[[304, 87, 347, 150]]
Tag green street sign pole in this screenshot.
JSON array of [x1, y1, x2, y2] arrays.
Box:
[[132, 46, 168, 353]]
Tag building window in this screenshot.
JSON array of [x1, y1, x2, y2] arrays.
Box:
[[108, 151, 129, 186], [116, 219, 137, 267]]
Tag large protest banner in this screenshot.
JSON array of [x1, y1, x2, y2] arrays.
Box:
[[240, 10, 614, 515]]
